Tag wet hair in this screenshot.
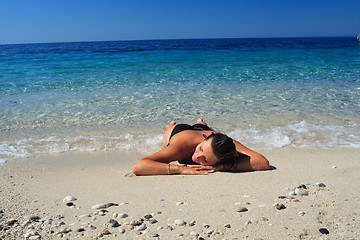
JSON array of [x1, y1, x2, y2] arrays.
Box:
[[206, 133, 238, 169]]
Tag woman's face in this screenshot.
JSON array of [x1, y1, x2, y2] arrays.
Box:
[[192, 139, 219, 166]]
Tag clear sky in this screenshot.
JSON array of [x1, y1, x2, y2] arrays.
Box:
[[1, 0, 359, 44]]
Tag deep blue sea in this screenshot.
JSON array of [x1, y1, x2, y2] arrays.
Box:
[[1, 38, 359, 162]]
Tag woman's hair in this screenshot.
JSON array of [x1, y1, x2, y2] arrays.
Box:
[[206, 133, 238, 169]]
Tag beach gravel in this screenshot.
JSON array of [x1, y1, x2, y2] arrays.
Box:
[[0, 149, 359, 239]]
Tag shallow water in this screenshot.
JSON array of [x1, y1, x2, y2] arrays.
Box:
[[1, 38, 359, 162]]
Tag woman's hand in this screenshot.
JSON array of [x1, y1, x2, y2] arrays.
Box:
[[179, 165, 216, 175], [186, 164, 224, 172]]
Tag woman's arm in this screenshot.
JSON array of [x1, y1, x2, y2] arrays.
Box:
[[229, 139, 270, 171], [132, 144, 215, 176]]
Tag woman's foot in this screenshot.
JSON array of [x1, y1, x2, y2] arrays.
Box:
[[196, 118, 207, 125]]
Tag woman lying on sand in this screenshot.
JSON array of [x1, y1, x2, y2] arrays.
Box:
[[132, 118, 270, 175]]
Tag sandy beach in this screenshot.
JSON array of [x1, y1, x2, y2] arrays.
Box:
[[1, 148, 359, 239]]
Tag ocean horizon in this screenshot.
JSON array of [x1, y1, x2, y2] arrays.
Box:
[[1, 37, 359, 162]]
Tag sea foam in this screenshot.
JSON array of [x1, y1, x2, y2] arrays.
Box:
[[0, 121, 359, 163]]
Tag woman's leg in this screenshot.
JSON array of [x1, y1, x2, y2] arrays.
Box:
[[162, 121, 177, 147]]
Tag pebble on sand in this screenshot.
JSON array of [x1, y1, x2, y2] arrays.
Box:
[[149, 219, 158, 224], [235, 207, 248, 212], [174, 218, 186, 226], [188, 220, 196, 226], [274, 203, 286, 210], [294, 188, 308, 196], [63, 196, 77, 202], [109, 219, 121, 228], [190, 231, 199, 237], [92, 203, 119, 209], [101, 228, 111, 235], [135, 223, 147, 231], [224, 223, 231, 228], [117, 213, 128, 218], [316, 183, 326, 188], [319, 228, 330, 234]]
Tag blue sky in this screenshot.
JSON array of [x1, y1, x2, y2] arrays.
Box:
[[1, 0, 359, 44]]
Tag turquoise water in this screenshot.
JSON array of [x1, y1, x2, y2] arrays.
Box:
[[1, 38, 359, 162]]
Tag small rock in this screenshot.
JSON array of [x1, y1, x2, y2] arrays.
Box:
[[224, 223, 231, 228], [101, 228, 111, 235], [150, 233, 160, 237], [174, 218, 186, 226], [294, 188, 308, 196], [260, 217, 269, 221], [112, 213, 118, 218], [118, 213, 128, 218], [188, 220, 196, 226], [6, 219, 17, 225], [274, 203, 286, 210], [298, 211, 305, 216], [332, 166, 337, 169], [63, 196, 77, 202], [135, 223, 147, 231], [24, 229, 37, 238], [57, 221, 66, 226], [27, 215, 41, 222], [235, 207, 248, 212], [319, 228, 329, 234], [92, 203, 119, 209], [289, 191, 296, 196], [316, 183, 326, 188], [176, 201, 184, 206], [149, 219, 158, 224], [190, 231, 199, 237], [66, 202, 74, 207], [245, 220, 252, 225], [60, 228, 72, 233], [164, 224, 174, 230], [28, 236, 41, 240], [109, 219, 121, 228], [129, 219, 143, 226], [76, 228, 85, 232], [144, 214, 153, 220], [95, 210, 106, 216], [278, 196, 287, 199], [119, 228, 125, 234]]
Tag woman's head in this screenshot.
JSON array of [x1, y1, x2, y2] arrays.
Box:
[[192, 133, 238, 168]]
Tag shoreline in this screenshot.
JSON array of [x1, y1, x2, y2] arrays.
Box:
[[1, 148, 360, 239], [2, 119, 360, 163]]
